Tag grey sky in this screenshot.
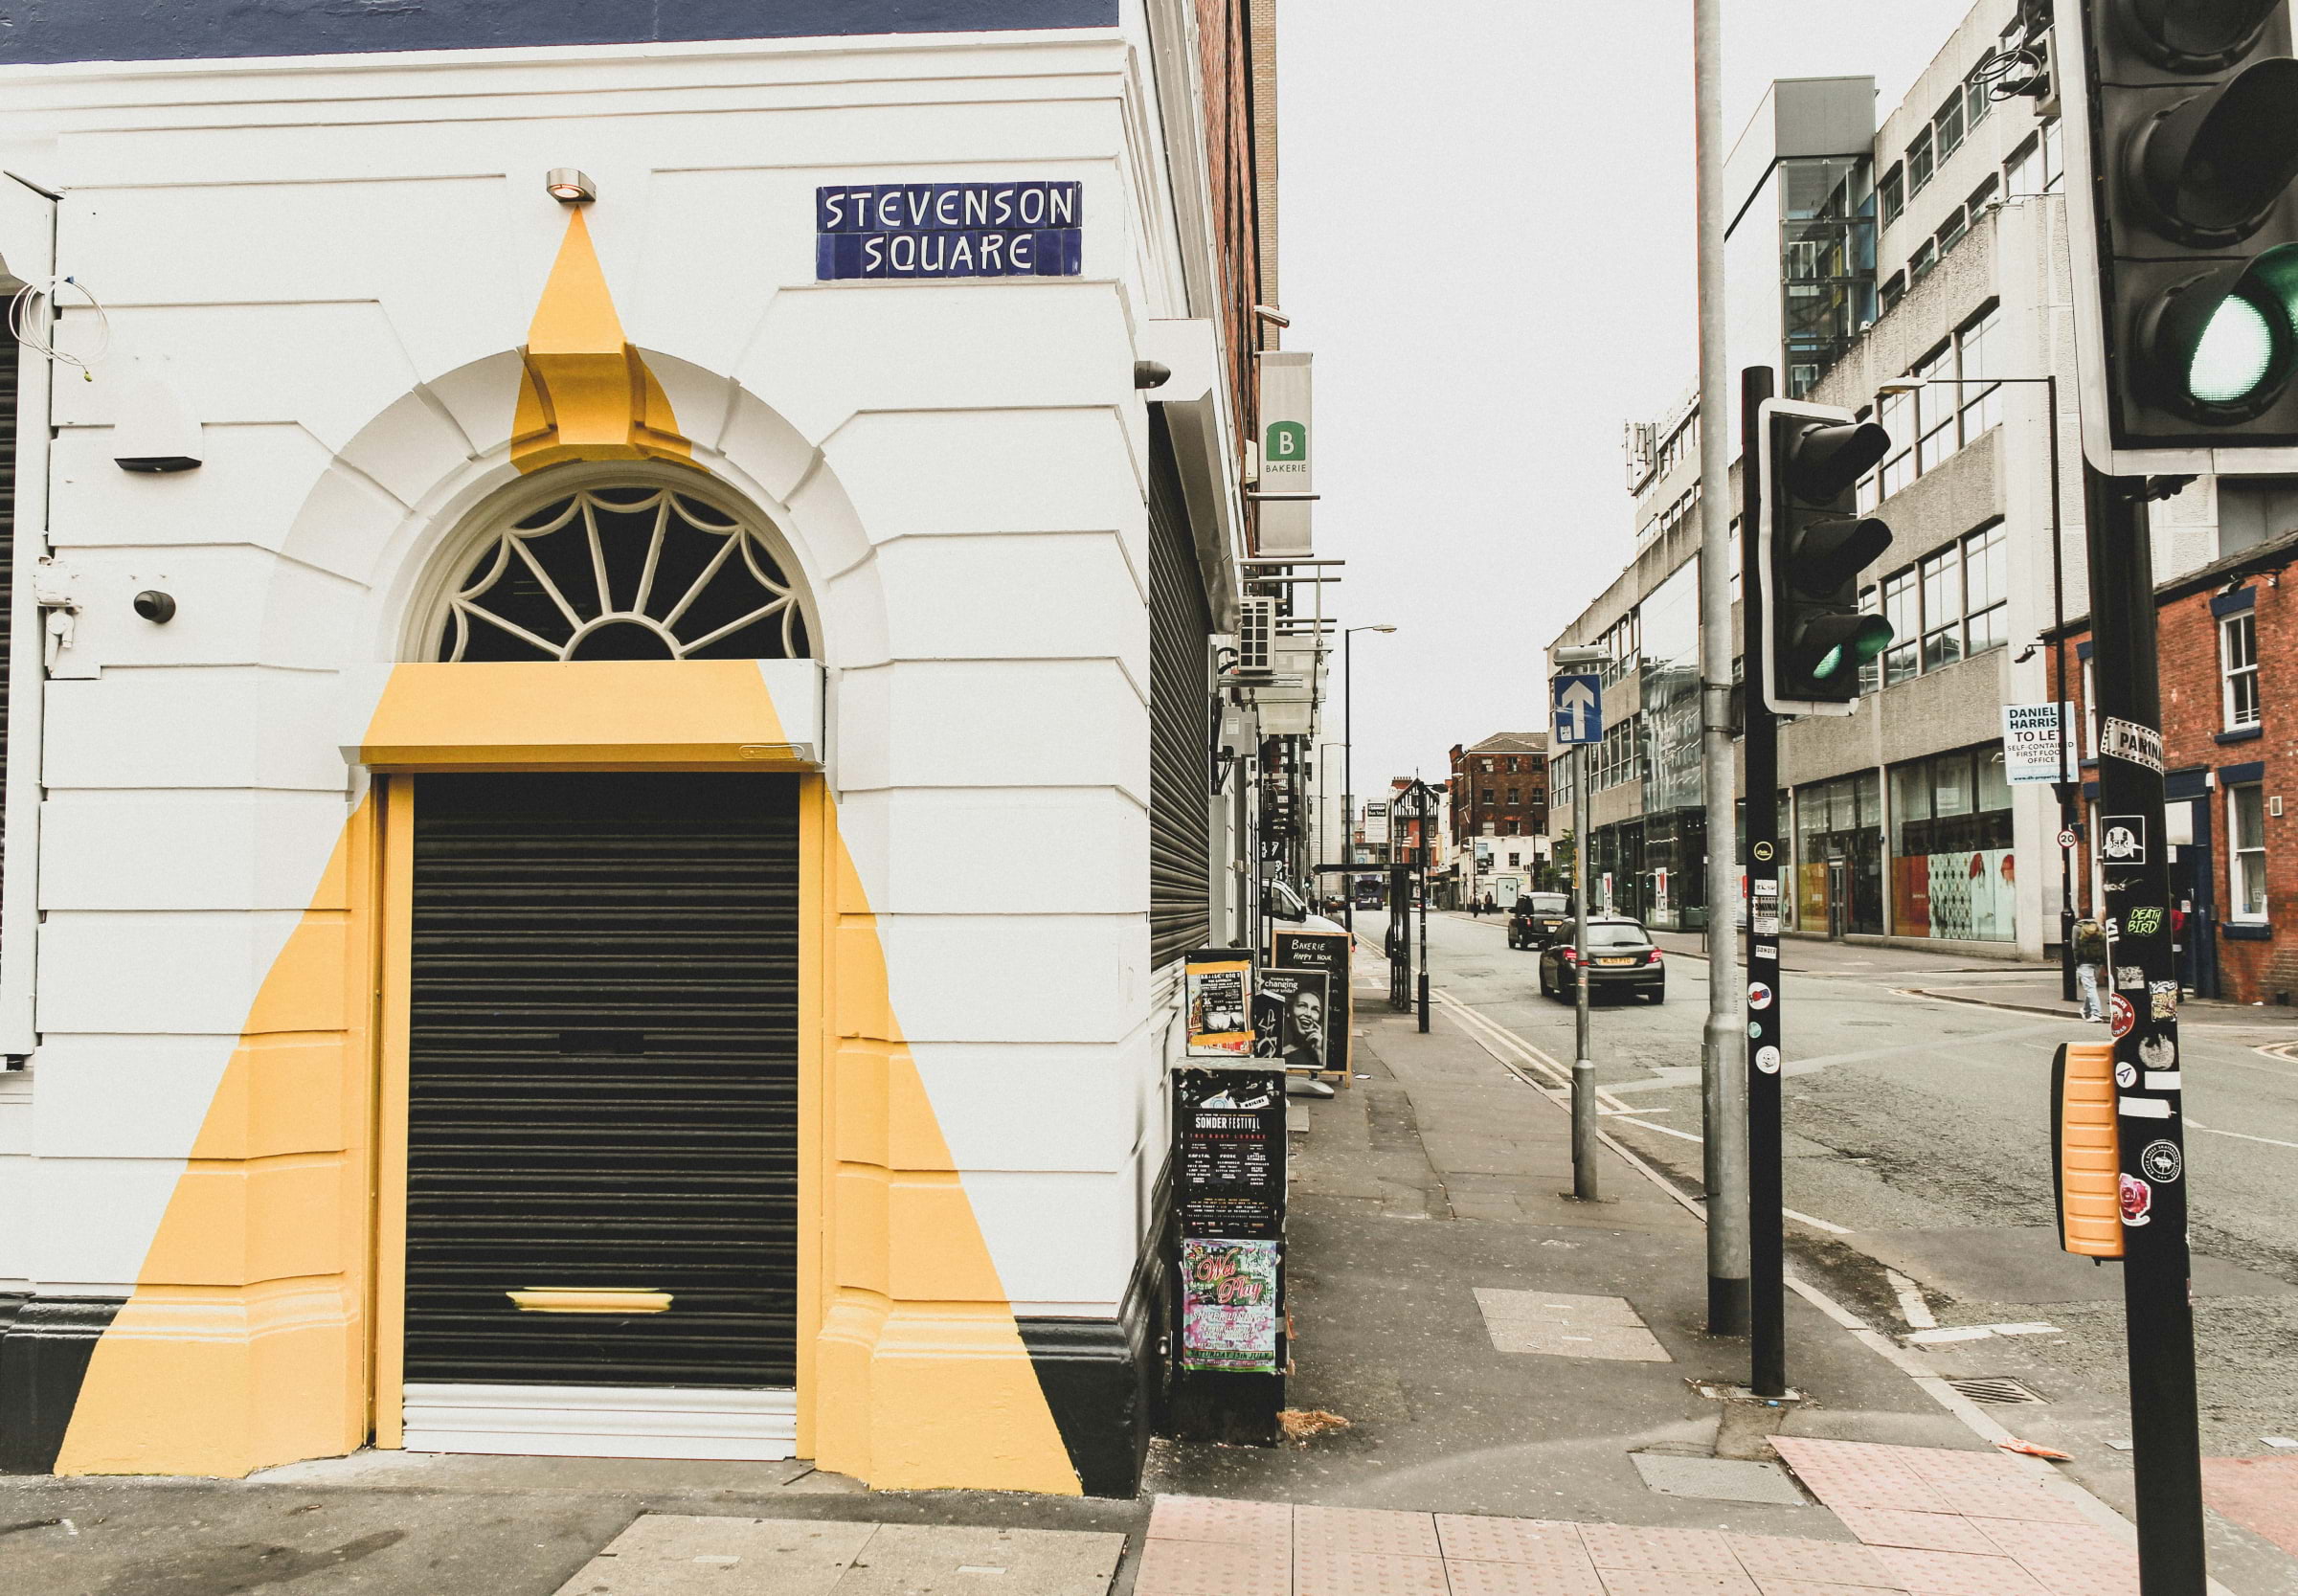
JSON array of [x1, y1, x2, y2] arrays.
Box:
[[1282, 0, 1979, 808]]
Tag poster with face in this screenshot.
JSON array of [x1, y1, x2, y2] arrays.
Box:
[[1251, 969, 1329, 1075], [1273, 931, 1350, 1077], [1184, 949, 1254, 1057]]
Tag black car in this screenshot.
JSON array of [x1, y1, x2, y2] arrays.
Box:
[[1506, 891, 1571, 951], [1538, 917, 1665, 1003]]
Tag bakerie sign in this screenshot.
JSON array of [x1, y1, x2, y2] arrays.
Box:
[[816, 181, 1082, 280]]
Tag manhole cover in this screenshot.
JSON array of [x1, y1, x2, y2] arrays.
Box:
[[1947, 1375, 2047, 1405]]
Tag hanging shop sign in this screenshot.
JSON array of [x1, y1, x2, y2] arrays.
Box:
[[1183, 949, 1254, 1057], [2001, 703, 2077, 785], [815, 181, 1083, 280], [1258, 351, 1314, 557]]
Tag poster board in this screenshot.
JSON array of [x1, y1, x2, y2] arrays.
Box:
[[1273, 927, 1353, 1083], [1173, 1067, 1285, 1375], [1252, 969, 1329, 1074], [1183, 949, 1253, 1057]]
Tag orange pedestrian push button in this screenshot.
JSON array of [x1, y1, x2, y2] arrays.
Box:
[[2054, 1043, 2123, 1259]]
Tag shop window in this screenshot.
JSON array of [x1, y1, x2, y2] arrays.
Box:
[[439, 483, 810, 662], [2223, 611, 2261, 729], [1890, 747, 2016, 940], [2231, 784, 2269, 921]]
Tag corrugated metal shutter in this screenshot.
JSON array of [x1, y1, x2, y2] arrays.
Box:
[[405, 773, 799, 1388], [0, 322, 17, 945], [1147, 410, 1214, 969]]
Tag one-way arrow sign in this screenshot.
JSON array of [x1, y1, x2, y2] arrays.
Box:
[[1552, 674, 1603, 746]]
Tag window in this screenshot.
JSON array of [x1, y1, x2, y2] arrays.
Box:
[[1908, 126, 1935, 194], [2005, 134, 2042, 198], [2043, 119, 2064, 192], [1934, 89, 1965, 162], [2223, 610, 2262, 729], [1481, 788, 1496, 804], [1506, 787, 1521, 806], [1880, 164, 1905, 224], [1883, 568, 1920, 685], [439, 484, 811, 662], [1878, 389, 1916, 499], [2230, 784, 2268, 921], [1936, 205, 1968, 256], [1920, 547, 1964, 671], [1967, 175, 1999, 217], [1879, 271, 1907, 316], [1507, 851, 1521, 867], [1963, 524, 2008, 655], [1481, 758, 1495, 772], [1859, 585, 1883, 693], [1914, 346, 1955, 472], [1957, 305, 2003, 438], [1910, 238, 1937, 281], [1966, 74, 1993, 130]]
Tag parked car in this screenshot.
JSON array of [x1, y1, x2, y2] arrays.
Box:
[[1506, 891, 1572, 952], [1537, 917, 1665, 1003]]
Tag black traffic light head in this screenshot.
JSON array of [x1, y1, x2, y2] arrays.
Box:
[[1758, 406, 1895, 716], [2066, 0, 2298, 469]]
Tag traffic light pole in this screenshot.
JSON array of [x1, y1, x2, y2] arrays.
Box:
[[1741, 366, 1788, 1399], [2084, 463, 2205, 1596]]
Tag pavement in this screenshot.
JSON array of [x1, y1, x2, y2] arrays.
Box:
[[6, 920, 2298, 1594]]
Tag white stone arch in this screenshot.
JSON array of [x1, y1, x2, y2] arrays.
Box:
[[261, 348, 882, 681]]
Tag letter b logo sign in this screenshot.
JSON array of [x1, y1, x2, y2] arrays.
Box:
[[1265, 420, 1306, 462]]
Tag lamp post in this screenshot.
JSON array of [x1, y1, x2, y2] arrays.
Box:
[[1340, 624, 1397, 936], [1877, 374, 2072, 998]]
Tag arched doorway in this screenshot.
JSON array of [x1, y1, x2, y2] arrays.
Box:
[[391, 471, 817, 1460]]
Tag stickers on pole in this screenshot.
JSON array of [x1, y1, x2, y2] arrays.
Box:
[[2099, 718, 2165, 774], [1755, 1045, 1782, 1075], [2139, 1139, 2183, 1184], [2120, 1173, 2152, 1227], [2107, 993, 2135, 1038], [2100, 816, 2148, 864], [1748, 982, 1774, 1011]]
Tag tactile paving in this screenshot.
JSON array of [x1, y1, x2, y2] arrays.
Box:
[[1749, 1582, 1916, 1596], [1295, 1505, 1443, 1559], [1968, 1520, 2136, 1596], [1770, 1439, 1951, 1514], [1727, 1533, 1901, 1586], [1149, 1495, 1298, 1545], [1579, 1524, 1743, 1575], [1924, 1481, 2083, 1524], [1292, 1547, 1452, 1596], [1872, 1546, 2051, 1596], [1899, 1450, 2033, 1486], [1835, 1508, 2003, 1556], [1435, 1515, 1593, 1567], [1445, 1558, 1608, 1596], [1131, 1536, 1293, 1596], [1594, 1570, 1759, 1596]]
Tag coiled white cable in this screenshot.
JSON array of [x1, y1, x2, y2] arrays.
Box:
[[9, 275, 109, 380]]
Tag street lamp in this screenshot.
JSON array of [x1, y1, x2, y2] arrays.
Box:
[[1554, 642, 1609, 1203], [1340, 624, 1398, 936], [1875, 374, 2075, 1000]]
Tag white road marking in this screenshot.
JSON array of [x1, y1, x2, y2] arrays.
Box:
[[2186, 1117, 2298, 1151], [1885, 1269, 1937, 1330]]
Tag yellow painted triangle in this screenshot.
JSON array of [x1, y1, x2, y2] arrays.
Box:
[[528, 208, 627, 354], [512, 207, 691, 473]]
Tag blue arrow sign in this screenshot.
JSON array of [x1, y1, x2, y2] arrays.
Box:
[[1552, 674, 1603, 746]]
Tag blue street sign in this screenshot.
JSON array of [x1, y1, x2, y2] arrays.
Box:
[[1552, 674, 1603, 746]]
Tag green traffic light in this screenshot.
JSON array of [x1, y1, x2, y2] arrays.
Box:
[[1807, 617, 1893, 682], [2190, 292, 2278, 403]]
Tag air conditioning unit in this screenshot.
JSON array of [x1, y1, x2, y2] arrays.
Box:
[[1233, 596, 1276, 681]]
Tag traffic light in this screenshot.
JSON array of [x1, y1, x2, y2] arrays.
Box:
[[2064, 0, 2298, 471], [1757, 398, 1895, 716]]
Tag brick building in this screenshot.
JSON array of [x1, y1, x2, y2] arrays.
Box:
[[1447, 732, 1549, 907], [2052, 527, 2298, 1004]]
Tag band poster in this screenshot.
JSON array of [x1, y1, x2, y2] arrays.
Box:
[[1173, 1068, 1285, 1374], [1180, 1238, 1280, 1372], [1183, 949, 1253, 1057]]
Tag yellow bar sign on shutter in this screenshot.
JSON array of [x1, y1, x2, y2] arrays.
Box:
[[2055, 1043, 2124, 1258], [507, 1288, 673, 1314]]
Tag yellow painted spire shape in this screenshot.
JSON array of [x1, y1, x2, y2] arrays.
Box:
[[511, 208, 692, 472]]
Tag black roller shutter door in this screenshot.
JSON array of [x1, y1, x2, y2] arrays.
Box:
[[0, 322, 16, 961], [1147, 409, 1213, 969], [405, 772, 799, 1387]]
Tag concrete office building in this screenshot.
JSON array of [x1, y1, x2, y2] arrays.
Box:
[[0, 0, 1278, 1499], [1552, 0, 2246, 957]]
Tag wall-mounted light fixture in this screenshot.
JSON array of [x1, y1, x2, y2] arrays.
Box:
[[112, 376, 202, 473], [1134, 359, 1171, 390], [133, 590, 175, 623], [545, 169, 597, 204]]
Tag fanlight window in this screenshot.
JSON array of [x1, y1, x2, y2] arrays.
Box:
[[438, 485, 810, 662]]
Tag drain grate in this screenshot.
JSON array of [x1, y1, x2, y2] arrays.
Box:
[[1947, 1375, 2048, 1405]]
